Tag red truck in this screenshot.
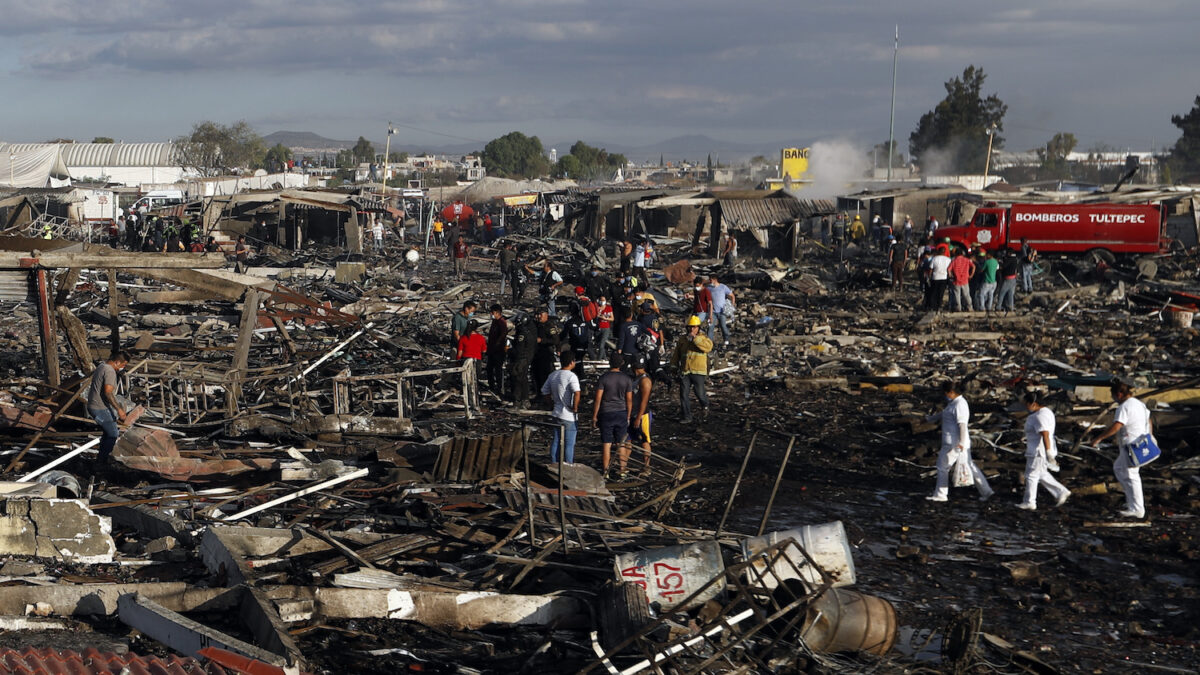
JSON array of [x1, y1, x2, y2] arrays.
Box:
[[938, 203, 1164, 261]]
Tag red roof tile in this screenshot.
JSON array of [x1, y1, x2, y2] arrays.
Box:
[[0, 647, 231, 675]]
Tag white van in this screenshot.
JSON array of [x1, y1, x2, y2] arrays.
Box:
[[129, 189, 184, 213]]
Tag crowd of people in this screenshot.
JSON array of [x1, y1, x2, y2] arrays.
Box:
[[444, 231, 737, 481]]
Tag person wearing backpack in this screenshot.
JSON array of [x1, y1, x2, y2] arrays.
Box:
[[670, 315, 713, 424]]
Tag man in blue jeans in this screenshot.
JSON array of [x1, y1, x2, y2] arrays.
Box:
[[541, 351, 581, 464], [706, 275, 736, 347], [87, 351, 130, 466]]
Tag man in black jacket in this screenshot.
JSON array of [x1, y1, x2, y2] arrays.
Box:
[[508, 314, 537, 409]]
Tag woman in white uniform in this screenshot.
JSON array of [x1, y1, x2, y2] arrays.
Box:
[[1016, 392, 1070, 510], [926, 380, 993, 502], [1087, 381, 1152, 519]]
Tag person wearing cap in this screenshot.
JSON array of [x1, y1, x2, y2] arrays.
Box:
[[575, 286, 599, 324], [936, 237, 951, 257], [592, 354, 634, 479], [1016, 391, 1070, 511], [628, 354, 654, 476], [564, 300, 594, 361], [926, 248, 951, 312], [586, 265, 609, 302], [926, 380, 993, 503], [670, 315, 714, 424]]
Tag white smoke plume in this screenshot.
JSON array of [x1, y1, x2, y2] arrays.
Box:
[[803, 139, 871, 199]]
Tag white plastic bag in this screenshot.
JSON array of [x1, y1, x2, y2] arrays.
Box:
[[951, 453, 973, 487]]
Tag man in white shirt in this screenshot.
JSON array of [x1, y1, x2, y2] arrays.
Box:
[[926, 252, 951, 312], [541, 352, 581, 464], [1088, 381, 1152, 518]]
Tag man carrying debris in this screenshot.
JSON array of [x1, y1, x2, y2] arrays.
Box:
[[87, 351, 130, 467], [508, 313, 537, 409], [542, 352, 581, 464], [486, 304, 508, 396], [592, 354, 634, 479], [628, 354, 654, 477], [451, 301, 477, 354], [926, 380, 993, 503], [690, 276, 714, 327], [707, 276, 736, 347], [670, 315, 713, 424]]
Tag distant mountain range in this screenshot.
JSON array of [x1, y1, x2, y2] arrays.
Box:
[[263, 130, 803, 164]]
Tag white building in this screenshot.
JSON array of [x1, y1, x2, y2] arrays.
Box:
[[0, 142, 193, 186]]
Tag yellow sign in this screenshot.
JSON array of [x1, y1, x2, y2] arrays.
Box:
[[781, 147, 809, 185], [498, 194, 538, 206]]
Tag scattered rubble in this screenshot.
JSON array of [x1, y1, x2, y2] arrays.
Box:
[[0, 185, 1193, 674]]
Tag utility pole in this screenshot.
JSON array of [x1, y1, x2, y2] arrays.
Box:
[[983, 123, 998, 188], [887, 25, 899, 182], [382, 123, 394, 194]]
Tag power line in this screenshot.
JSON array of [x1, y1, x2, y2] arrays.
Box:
[[386, 121, 485, 145]]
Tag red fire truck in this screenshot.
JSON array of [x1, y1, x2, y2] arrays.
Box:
[[938, 203, 1165, 261]]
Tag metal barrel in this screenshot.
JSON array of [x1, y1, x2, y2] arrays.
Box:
[[740, 520, 856, 589], [614, 540, 725, 612], [801, 588, 898, 656]]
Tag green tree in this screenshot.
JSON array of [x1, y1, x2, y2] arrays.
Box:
[[388, 151, 409, 163], [92, 136, 114, 144], [909, 65, 1007, 173], [351, 136, 376, 164], [555, 141, 627, 181], [555, 154, 583, 179], [1169, 95, 1200, 176], [1038, 132, 1077, 179], [749, 155, 768, 165], [174, 120, 266, 176], [264, 143, 293, 173], [481, 131, 550, 178], [335, 149, 355, 169]]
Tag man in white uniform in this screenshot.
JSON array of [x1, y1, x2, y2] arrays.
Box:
[[926, 380, 993, 502], [1016, 392, 1070, 510], [1088, 381, 1152, 518]]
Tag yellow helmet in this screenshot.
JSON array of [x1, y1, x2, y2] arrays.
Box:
[[687, 315, 702, 327], [853, 215, 862, 221]]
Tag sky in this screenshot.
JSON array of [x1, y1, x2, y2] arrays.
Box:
[[0, 0, 1197, 156]]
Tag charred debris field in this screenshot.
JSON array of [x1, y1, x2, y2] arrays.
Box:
[[0, 219, 1195, 675]]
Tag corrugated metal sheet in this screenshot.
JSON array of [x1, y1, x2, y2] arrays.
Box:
[[718, 197, 805, 230], [794, 199, 836, 218], [0, 647, 232, 674], [0, 143, 179, 168], [0, 271, 31, 302]]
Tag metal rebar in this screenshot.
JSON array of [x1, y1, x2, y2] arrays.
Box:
[[715, 431, 758, 537], [757, 435, 796, 537]]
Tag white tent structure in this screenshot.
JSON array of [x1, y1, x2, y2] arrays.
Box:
[[0, 144, 72, 188], [0, 142, 190, 188]]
